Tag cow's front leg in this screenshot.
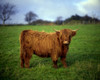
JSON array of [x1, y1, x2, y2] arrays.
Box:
[[53, 60, 58, 68], [60, 56, 67, 68], [51, 55, 58, 68]]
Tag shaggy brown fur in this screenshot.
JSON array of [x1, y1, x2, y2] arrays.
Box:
[[20, 29, 77, 68]]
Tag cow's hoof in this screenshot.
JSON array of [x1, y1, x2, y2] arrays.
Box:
[[64, 65, 67, 68], [53, 65, 58, 69]]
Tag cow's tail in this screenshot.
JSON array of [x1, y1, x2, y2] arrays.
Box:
[[19, 31, 25, 68]]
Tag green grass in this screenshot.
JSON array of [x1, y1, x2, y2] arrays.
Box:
[[0, 24, 100, 80]]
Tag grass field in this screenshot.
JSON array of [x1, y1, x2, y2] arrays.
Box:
[[0, 24, 100, 80]]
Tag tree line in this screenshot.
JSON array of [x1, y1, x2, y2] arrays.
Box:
[[0, 3, 100, 25], [29, 14, 100, 25]]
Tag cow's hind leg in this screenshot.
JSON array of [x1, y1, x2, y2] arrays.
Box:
[[24, 49, 33, 68], [60, 56, 67, 68], [20, 49, 25, 68]]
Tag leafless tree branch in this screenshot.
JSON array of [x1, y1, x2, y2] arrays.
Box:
[[25, 11, 38, 24], [0, 3, 16, 25]]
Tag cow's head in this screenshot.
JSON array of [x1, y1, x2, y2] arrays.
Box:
[[55, 29, 79, 45]]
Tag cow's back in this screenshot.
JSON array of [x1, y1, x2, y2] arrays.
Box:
[[20, 30, 61, 57]]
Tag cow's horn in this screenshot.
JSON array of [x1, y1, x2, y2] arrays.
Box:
[[53, 29, 59, 32], [72, 29, 79, 32]]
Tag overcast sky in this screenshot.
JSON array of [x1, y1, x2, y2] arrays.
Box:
[[1, 0, 100, 24]]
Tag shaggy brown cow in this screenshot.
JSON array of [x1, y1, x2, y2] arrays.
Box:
[[20, 29, 78, 68]]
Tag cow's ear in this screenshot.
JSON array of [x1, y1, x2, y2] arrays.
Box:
[[72, 29, 79, 37], [56, 31, 62, 39], [56, 31, 60, 36], [72, 31, 76, 36], [54, 29, 62, 38]]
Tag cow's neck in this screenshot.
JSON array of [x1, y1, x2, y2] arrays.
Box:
[[62, 45, 69, 54]]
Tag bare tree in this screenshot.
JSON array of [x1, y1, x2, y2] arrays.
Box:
[[57, 16, 62, 21], [0, 3, 16, 25], [55, 16, 63, 25], [25, 11, 38, 24]]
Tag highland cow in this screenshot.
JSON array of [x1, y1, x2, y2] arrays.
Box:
[[20, 29, 78, 68]]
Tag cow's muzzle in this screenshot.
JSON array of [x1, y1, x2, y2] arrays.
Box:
[[63, 41, 69, 44]]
